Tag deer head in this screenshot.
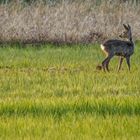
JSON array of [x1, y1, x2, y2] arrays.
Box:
[[119, 24, 132, 41]]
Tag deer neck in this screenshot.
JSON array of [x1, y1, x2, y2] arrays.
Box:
[[128, 36, 134, 46], [129, 36, 133, 42]]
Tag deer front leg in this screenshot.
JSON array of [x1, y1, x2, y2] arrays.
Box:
[[126, 56, 131, 71], [118, 57, 123, 72]]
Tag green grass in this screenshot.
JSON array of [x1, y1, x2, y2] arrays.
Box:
[[0, 44, 140, 140]]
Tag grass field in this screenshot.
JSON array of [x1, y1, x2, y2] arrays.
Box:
[[0, 43, 140, 139]]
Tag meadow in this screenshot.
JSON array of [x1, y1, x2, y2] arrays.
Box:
[[0, 43, 140, 139]]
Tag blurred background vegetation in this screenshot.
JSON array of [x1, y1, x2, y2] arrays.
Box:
[[0, 0, 140, 5], [0, 0, 140, 44]]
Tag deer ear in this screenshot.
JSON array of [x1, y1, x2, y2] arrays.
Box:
[[123, 24, 129, 30], [127, 24, 131, 29]]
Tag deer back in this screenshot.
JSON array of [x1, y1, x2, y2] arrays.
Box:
[[101, 39, 134, 57]]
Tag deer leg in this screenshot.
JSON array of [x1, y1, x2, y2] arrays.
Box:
[[126, 57, 130, 71], [102, 57, 109, 72], [106, 60, 111, 72], [117, 57, 124, 72], [102, 55, 113, 72], [106, 55, 113, 72]]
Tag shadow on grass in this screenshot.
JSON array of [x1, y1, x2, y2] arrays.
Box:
[[0, 101, 140, 118]]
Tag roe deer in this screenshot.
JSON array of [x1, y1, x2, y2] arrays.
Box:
[[100, 24, 134, 72]]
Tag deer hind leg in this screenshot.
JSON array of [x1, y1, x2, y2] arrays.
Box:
[[117, 57, 124, 72], [106, 55, 114, 72], [102, 55, 113, 72], [102, 58, 108, 72], [126, 56, 130, 71]]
